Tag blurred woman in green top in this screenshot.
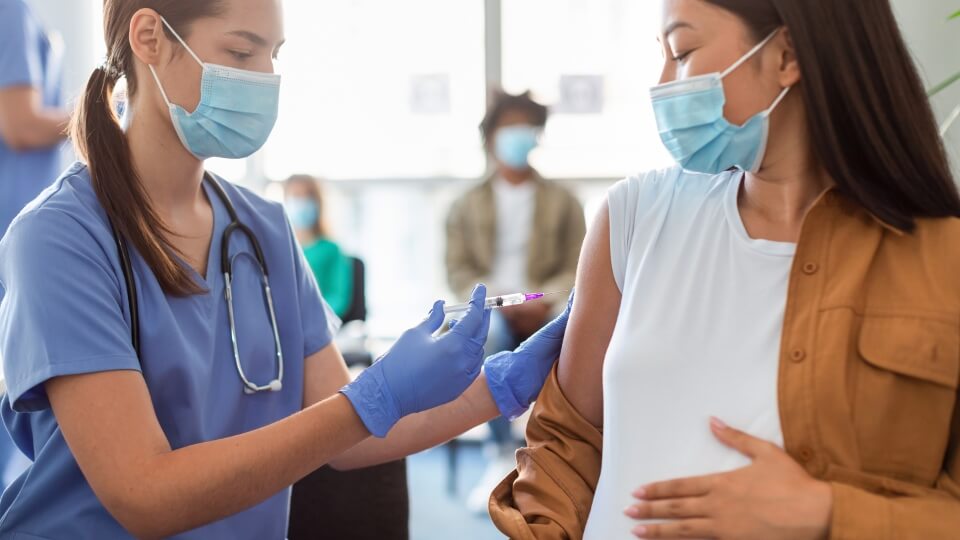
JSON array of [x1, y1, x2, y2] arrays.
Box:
[[284, 175, 354, 318]]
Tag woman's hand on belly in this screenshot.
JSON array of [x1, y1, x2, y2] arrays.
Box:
[[625, 418, 832, 540]]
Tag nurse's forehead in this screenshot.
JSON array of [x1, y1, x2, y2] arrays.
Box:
[[202, 0, 285, 46]]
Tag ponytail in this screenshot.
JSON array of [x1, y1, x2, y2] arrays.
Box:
[[70, 64, 203, 296]]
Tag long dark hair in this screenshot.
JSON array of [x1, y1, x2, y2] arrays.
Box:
[[71, 1, 224, 296], [705, 0, 960, 231]]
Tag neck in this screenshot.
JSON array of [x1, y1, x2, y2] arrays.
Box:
[[498, 165, 534, 185], [742, 162, 830, 227], [296, 229, 319, 246], [125, 98, 206, 221], [740, 96, 834, 231]]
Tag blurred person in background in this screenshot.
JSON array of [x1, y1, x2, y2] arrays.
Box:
[[446, 90, 586, 511], [0, 0, 69, 238], [284, 174, 353, 319], [0, 0, 70, 491]]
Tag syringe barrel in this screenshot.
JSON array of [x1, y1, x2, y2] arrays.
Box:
[[445, 293, 528, 314], [484, 293, 526, 309]]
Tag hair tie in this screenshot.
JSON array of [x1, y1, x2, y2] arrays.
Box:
[[100, 60, 122, 81]]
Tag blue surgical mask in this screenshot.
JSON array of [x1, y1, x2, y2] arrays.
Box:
[[650, 30, 790, 174], [285, 197, 319, 231], [494, 125, 540, 169], [148, 17, 281, 160]]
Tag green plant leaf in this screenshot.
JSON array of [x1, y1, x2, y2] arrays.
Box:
[[929, 71, 960, 97], [951, 9, 960, 19]]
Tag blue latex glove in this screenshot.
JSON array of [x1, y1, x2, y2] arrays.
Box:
[[484, 291, 574, 420], [341, 284, 492, 437]]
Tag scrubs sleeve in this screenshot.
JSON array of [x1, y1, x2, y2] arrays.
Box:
[[0, 1, 44, 89], [286, 215, 341, 358], [0, 209, 140, 413]]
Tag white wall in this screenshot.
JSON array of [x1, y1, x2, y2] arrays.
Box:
[[24, 0, 102, 168], [893, 0, 960, 176], [23, 0, 958, 177], [25, 0, 101, 108], [17, 0, 960, 337]]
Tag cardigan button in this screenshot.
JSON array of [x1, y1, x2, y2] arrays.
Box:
[[797, 447, 815, 464], [790, 349, 807, 363], [802, 262, 819, 275]]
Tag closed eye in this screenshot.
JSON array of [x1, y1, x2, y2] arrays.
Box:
[[229, 50, 253, 61]]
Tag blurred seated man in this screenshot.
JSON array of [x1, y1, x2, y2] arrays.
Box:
[[445, 90, 585, 510]]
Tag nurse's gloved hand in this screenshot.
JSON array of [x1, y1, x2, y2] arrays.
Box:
[[341, 285, 491, 437], [483, 290, 574, 421]]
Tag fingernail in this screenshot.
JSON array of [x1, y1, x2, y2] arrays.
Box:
[[710, 417, 727, 430], [632, 525, 647, 537], [633, 486, 646, 498], [624, 505, 638, 517]]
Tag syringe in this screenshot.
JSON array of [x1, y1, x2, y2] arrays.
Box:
[[443, 291, 566, 315]]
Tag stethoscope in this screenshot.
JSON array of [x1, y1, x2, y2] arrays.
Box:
[[112, 173, 285, 394]]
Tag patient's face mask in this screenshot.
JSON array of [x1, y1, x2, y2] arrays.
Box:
[[494, 125, 540, 170], [285, 197, 319, 230], [149, 16, 281, 160], [650, 29, 790, 174]]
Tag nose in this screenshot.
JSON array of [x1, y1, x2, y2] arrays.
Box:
[[658, 61, 674, 86]]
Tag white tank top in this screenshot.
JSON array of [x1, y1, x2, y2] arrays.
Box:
[[583, 167, 793, 539]]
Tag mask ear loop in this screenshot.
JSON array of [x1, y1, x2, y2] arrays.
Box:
[[746, 86, 792, 173], [158, 16, 204, 67], [148, 65, 173, 108], [764, 86, 792, 116], [721, 28, 781, 79], [148, 16, 206, 109]]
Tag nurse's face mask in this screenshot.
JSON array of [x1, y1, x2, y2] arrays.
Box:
[[148, 16, 281, 161], [650, 29, 790, 175]]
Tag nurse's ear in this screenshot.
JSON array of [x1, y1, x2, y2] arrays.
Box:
[[128, 8, 166, 67], [774, 28, 802, 88]]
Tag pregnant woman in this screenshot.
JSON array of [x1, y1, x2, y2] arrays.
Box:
[[491, 0, 960, 538]]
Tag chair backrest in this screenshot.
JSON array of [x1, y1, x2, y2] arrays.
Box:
[[288, 459, 409, 540], [340, 257, 367, 324]]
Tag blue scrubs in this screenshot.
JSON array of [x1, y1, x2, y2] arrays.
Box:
[[0, 163, 339, 539], [0, 0, 64, 238]]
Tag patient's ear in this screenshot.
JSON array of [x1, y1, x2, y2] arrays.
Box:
[[776, 28, 802, 88]]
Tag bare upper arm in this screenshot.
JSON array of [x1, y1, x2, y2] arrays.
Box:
[[46, 371, 172, 515], [557, 200, 621, 428]]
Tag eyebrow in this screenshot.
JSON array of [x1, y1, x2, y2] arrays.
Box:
[[663, 21, 695, 38], [227, 30, 285, 50]]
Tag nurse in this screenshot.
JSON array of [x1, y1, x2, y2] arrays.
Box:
[[0, 0, 71, 491], [0, 1, 567, 538], [0, 0, 70, 237]]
